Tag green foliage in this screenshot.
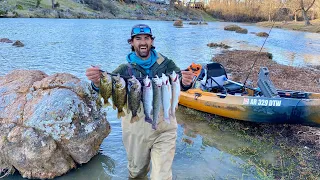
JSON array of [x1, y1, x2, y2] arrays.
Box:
[[36, 0, 42, 8], [0, 9, 7, 16], [83, 0, 105, 11], [54, 1, 60, 8], [16, 4, 23, 10]]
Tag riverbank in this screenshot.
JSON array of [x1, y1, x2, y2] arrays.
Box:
[[0, 0, 214, 21], [257, 19, 320, 33], [212, 50, 320, 93]]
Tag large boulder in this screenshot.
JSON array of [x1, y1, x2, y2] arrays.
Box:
[[0, 70, 110, 179]]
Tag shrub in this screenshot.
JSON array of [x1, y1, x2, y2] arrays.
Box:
[[16, 4, 23, 10]]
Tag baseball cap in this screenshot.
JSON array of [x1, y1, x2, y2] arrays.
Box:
[[130, 24, 154, 38]]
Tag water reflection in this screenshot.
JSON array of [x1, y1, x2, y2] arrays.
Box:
[[174, 110, 259, 179], [56, 154, 116, 180]]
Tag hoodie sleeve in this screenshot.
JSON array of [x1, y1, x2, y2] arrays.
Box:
[[165, 59, 192, 91]]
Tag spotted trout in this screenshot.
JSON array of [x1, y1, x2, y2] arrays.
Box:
[[112, 74, 127, 119], [127, 76, 142, 123], [170, 71, 181, 118], [143, 75, 153, 124], [99, 72, 112, 106], [152, 75, 162, 130]]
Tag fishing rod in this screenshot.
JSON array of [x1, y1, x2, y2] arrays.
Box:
[[242, 3, 285, 87], [242, 22, 275, 86]]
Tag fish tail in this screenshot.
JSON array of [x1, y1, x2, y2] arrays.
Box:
[[130, 115, 139, 123], [117, 110, 125, 119], [145, 116, 153, 124], [104, 101, 111, 107]]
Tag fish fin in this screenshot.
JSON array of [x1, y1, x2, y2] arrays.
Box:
[[145, 116, 152, 124], [131, 115, 139, 123]]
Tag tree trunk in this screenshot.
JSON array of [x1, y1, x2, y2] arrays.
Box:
[[301, 9, 310, 25], [52, 0, 55, 9], [170, 0, 175, 10], [268, 13, 271, 22]]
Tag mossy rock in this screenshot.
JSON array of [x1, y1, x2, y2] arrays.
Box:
[[199, 21, 208, 25], [173, 20, 183, 27], [189, 21, 198, 25], [207, 42, 231, 49], [224, 24, 241, 31], [236, 28, 248, 34], [256, 32, 269, 37]]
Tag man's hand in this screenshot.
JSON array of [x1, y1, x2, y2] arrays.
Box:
[[85, 66, 101, 88], [181, 70, 194, 87]]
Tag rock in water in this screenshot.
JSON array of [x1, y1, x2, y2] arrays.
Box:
[[0, 70, 110, 179]]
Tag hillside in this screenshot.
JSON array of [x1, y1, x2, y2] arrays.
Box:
[[0, 0, 214, 21]]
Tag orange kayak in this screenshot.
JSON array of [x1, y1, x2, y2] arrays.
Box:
[[179, 88, 320, 127]]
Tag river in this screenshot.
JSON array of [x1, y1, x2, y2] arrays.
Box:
[[1, 18, 319, 179]]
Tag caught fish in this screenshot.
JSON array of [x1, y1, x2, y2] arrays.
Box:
[[161, 73, 172, 123], [112, 74, 127, 119], [170, 71, 181, 117], [127, 76, 142, 123], [143, 75, 153, 124], [152, 75, 162, 130], [99, 72, 112, 106]]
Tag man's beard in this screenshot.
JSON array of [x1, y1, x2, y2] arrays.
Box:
[[136, 45, 151, 58]]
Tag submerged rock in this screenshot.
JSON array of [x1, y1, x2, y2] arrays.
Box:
[[0, 70, 110, 179], [0, 38, 13, 43], [173, 20, 183, 27], [224, 24, 241, 31], [256, 32, 269, 37], [12, 40, 24, 47]]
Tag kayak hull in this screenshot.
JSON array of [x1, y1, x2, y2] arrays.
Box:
[[179, 89, 320, 127]]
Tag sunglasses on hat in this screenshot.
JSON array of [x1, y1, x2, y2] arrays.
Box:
[[131, 27, 152, 37]]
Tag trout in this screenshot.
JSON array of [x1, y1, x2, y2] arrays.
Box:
[[152, 75, 162, 130], [112, 74, 127, 119], [99, 72, 112, 106], [170, 71, 181, 118], [161, 73, 172, 124], [143, 75, 153, 124], [127, 76, 142, 123]]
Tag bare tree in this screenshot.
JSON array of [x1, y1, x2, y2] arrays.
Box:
[[287, 0, 316, 25], [300, 0, 316, 25]]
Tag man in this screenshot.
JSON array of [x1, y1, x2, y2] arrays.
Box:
[[86, 24, 194, 179]]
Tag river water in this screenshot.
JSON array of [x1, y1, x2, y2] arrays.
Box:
[[1, 18, 319, 179]]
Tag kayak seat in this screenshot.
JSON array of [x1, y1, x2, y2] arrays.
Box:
[[202, 62, 228, 92], [206, 62, 228, 79]]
